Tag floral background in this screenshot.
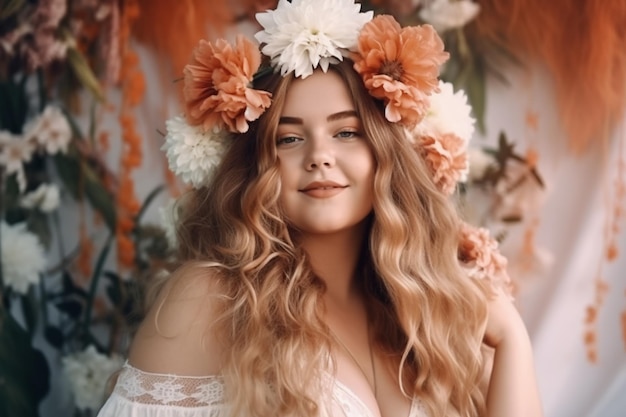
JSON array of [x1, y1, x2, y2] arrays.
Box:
[[0, 1, 624, 417], [0, 1, 172, 416]]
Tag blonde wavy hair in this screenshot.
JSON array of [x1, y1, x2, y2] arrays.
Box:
[[172, 60, 490, 417]]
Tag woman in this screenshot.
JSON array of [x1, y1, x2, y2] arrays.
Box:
[[97, 1, 542, 416]]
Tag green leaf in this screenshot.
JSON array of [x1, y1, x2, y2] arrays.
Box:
[[55, 299, 83, 319], [0, 78, 28, 133], [2, 179, 24, 224], [61, 270, 88, 299], [43, 325, 64, 349], [26, 211, 52, 249], [19, 289, 39, 337], [54, 150, 117, 231], [135, 185, 165, 224], [66, 47, 104, 102], [0, 309, 49, 417], [104, 271, 122, 306], [464, 58, 487, 134], [81, 234, 113, 338], [82, 162, 116, 231], [53, 152, 82, 199]]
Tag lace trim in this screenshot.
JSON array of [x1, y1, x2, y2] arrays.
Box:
[[113, 363, 428, 416], [113, 363, 225, 407]]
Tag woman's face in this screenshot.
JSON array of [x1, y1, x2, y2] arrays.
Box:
[[276, 70, 376, 236]]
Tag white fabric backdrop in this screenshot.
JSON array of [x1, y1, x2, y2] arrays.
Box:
[[478, 63, 626, 417]]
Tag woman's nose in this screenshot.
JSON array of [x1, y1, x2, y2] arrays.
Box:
[[305, 137, 335, 170]]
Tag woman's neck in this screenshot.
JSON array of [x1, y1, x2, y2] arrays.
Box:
[[298, 223, 368, 303]]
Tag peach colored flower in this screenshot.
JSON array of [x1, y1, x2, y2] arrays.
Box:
[[353, 15, 448, 127], [416, 133, 467, 195], [184, 35, 272, 133], [458, 223, 513, 296]]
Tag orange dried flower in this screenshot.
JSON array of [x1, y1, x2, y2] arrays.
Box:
[[606, 242, 619, 261], [416, 133, 468, 195], [116, 232, 135, 268], [354, 15, 448, 127], [458, 223, 513, 296], [184, 35, 272, 133], [585, 306, 597, 324]]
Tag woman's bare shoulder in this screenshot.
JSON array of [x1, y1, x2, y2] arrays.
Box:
[[128, 262, 229, 376]]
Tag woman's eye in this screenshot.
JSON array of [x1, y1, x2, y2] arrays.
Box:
[[276, 136, 300, 146], [336, 130, 360, 139]]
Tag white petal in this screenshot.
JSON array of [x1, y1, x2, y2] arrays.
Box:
[[254, 0, 372, 78]]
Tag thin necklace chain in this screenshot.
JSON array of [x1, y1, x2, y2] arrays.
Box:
[[329, 327, 378, 398]]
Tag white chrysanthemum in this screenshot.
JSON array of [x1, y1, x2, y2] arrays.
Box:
[[161, 115, 230, 189], [62, 345, 123, 411], [25, 105, 72, 155], [255, 0, 373, 78], [419, 0, 480, 33], [0, 130, 36, 192], [20, 183, 61, 212], [159, 198, 180, 250], [415, 81, 475, 142], [1, 222, 46, 294], [467, 147, 495, 181]]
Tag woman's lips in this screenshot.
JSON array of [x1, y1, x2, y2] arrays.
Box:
[[299, 181, 347, 198]]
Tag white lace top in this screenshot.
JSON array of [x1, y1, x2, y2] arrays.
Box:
[[97, 363, 428, 417]]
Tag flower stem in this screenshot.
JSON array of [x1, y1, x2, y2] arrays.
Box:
[[0, 169, 6, 300], [80, 233, 113, 343]]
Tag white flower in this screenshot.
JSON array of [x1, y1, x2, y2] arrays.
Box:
[[62, 345, 123, 411], [0, 221, 46, 294], [255, 0, 373, 78], [25, 105, 72, 155], [415, 81, 475, 143], [419, 0, 480, 33], [20, 183, 61, 212], [467, 147, 495, 181], [0, 130, 36, 192], [161, 115, 230, 189], [159, 198, 180, 250]]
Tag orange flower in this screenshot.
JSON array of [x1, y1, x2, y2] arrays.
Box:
[[458, 223, 513, 296], [416, 133, 467, 195], [354, 15, 448, 127], [184, 35, 272, 133]]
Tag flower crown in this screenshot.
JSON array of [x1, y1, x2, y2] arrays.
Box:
[[163, 0, 475, 194], [161, 0, 511, 295]]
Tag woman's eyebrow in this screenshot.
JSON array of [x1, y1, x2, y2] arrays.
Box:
[[327, 110, 358, 122], [278, 110, 359, 125], [278, 116, 302, 125]]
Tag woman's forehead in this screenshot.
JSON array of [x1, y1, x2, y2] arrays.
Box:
[[280, 70, 356, 119]]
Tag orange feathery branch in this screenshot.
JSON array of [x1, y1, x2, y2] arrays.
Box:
[[473, 0, 626, 152], [115, 0, 145, 269], [132, 0, 234, 77]]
